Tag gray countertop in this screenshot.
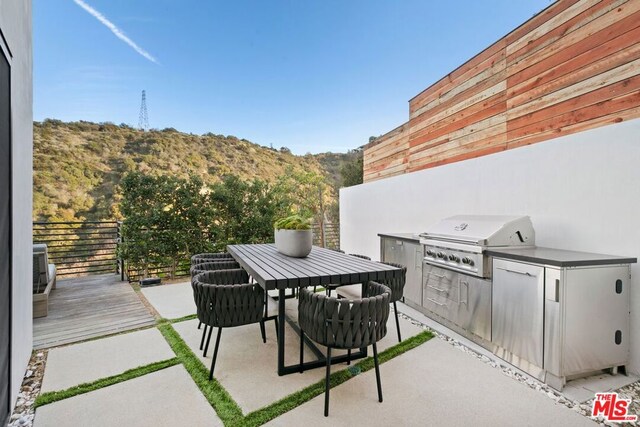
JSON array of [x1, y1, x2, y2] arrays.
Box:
[[378, 233, 421, 242], [485, 247, 637, 268]]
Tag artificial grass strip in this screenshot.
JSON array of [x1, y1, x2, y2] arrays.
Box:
[[157, 323, 245, 426], [170, 313, 198, 323], [34, 357, 179, 408], [242, 330, 433, 426]]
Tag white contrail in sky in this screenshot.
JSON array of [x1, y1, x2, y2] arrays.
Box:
[[72, 0, 158, 64]]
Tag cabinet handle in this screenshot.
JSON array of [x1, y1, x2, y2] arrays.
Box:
[[429, 272, 446, 279], [427, 284, 448, 293], [496, 266, 536, 277], [459, 280, 468, 305], [426, 297, 446, 307]]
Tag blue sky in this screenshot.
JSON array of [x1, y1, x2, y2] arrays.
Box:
[[34, 0, 551, 154]]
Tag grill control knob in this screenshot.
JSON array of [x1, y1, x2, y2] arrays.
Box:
[[462, 257, 472, 265], [436, 252, 446, 259], [426, 249, 435, 257], [448, 254, 460, 262]]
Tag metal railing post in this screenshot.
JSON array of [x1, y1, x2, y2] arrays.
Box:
[[117, 221, 124, 281]]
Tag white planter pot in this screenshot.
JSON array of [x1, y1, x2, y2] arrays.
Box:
[[274, 229, 313, 257]]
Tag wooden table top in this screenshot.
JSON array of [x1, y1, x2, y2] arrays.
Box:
[[227, 244, 401, 290]]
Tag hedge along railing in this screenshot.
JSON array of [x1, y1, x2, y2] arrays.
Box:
[[121, 227, 216, 282], [124, 223, 341, 282], [33, 221, 340, 282], [33, 221, 122, 278]]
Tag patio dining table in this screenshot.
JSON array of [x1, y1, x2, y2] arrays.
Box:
[[227, 243, 402, 376]]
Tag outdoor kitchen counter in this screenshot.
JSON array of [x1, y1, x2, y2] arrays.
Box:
[[486, 247, 637, 267], [377, 232, 421, 242]]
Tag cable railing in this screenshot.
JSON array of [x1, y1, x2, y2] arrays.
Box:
[[33, 221, 122, 278], [33, 220, 340, 282]]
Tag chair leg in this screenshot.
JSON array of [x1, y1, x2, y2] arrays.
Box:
[[260, 320, 266, 344], [274, 318, 279, 340], [199, 324, 208, 350], [299, 328, 304, 373], [393, 301, 402, 342], [197, 321, 202, 330], [373, 343, 383, 403], [346, 349, 351, 365], [324, 347, 332, 417], [209, 328, 222, 380], [203, 325, 213, 357]]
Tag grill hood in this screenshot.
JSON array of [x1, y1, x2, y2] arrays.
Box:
[[420, 215, 535, 247]]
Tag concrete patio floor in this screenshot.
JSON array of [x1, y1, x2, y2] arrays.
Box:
[[172, 301, 424, 413], [41, 327, 175, 393], [34, 365, 221, 427], [266, 338, 594, 427], [140, 281, 194, 319], [30, 281, 608, 426]]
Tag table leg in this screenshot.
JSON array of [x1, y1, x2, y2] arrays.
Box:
[[277, 288, 286, 376]]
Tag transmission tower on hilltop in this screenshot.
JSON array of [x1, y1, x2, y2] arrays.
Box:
[[138, 90, 149, 132]]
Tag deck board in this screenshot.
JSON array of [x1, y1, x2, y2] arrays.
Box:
[[33, 274, 156, 349]]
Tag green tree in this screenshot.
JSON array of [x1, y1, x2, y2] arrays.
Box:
[[118, 172, 214, 278], [340, 147, 363, 187], [209, 175, 293, 247]]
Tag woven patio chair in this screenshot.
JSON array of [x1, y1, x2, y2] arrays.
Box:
[[337, 262, 407, 342], [33, 244, 56, 294], [190, 260, 242, 352], [191, 252, 234, 266], [322, 253, 371, 296], [193, 269, 277, 380], [298, 281, 391, 416]]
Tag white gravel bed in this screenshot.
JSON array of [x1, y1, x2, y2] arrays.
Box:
[[9, 350, 47, 427]]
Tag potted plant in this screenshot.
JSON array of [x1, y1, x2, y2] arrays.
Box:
[[274, 215, 313, 257]]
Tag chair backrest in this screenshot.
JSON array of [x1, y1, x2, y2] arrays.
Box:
[[348, 253, 371, 260], [378, 262, 407, 302], [190, 260, 241, 281], [33, 244, 50, 288], [192, 269, 263, 328], [298, 282, 391, 350], [190, 252, 234, 266]]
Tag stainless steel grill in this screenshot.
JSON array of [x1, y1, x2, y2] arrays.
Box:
[[419, 215, 535, 278]]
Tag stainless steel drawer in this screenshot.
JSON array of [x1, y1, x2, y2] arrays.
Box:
[[423, 264, 457, 302], [422, 264, 492, 341]]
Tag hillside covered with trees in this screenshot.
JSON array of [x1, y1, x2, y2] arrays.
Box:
[[33, 120, 363, 222]]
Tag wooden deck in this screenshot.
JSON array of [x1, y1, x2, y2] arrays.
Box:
[[33, 274, 156, 349]]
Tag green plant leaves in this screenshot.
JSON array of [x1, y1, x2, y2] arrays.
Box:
[[273, 215, 311, 230]]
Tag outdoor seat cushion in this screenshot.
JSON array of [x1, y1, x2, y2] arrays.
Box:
[[47, 264, 56, 285], [265, 295, 278, 319], [335, 284, 362, 300]]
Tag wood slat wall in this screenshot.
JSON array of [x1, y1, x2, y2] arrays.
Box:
[[363, 0, 640, 182]]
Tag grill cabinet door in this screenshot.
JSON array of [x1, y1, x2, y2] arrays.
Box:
[[382, 238, 404, 265], [492, 259, 544, 368], [563, 266, 630, 375], [401, 241, 422, 305]]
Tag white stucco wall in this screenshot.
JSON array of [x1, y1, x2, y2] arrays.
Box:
[[0, 0, 33, 410], [340, 118, 640, 373]]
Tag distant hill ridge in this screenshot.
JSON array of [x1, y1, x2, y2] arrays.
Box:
[[33, 119, 353, 222]]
